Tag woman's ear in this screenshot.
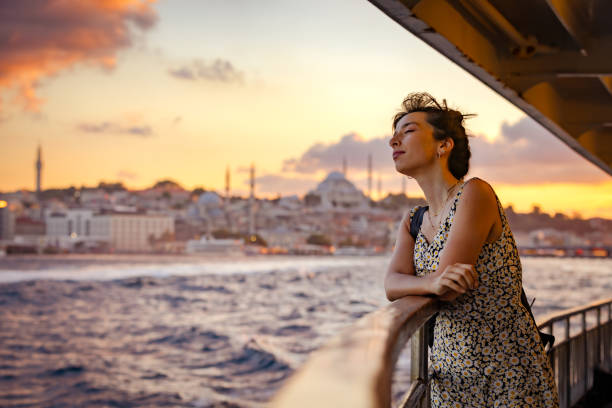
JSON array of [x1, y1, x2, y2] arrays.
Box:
[[442, 137, 454, 154]]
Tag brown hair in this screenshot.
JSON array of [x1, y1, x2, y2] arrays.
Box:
[[393, 92, 474, 179]]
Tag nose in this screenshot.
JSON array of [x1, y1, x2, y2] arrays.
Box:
[[389, 133, 399, 148]]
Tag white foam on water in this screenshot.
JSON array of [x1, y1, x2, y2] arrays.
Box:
[[0, 255, 390, 283]]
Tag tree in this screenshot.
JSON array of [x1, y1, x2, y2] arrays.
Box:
[[153, 179, 183, 190], [306, 233, 331, 246], [304, 192, 321, 207], [192, 187, 206, 196], [97, 181, 126, 192]]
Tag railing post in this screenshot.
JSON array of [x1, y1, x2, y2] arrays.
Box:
[[409, 323, 431, 408], [565, 316, 571, 406], [581, 311, 587, 396], [410, 327, 429, 382], [596, 307, 601, 365]]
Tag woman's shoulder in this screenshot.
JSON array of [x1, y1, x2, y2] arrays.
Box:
[[463, 177, 497, 199], [459, 177, 499, 213]]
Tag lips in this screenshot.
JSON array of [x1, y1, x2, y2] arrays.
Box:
[[393, 151, 405, 160]]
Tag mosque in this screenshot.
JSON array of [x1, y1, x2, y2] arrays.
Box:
[[306, 171, 368, 209]]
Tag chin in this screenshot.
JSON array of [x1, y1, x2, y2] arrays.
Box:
[[395, 164, 413, 177]]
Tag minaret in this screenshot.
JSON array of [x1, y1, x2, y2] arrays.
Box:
[[377, 173, 382, 200], [401, 176, 406, 196], [248, 163, 255, 236], [224, 165, 232, 232], [367, 154, 372, 199], [36, 144, 42, 200], [225, 165, 230, 202], [342, 156, 347, 177]]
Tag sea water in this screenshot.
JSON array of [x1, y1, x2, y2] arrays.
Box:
[[0, 255, 610, 407]]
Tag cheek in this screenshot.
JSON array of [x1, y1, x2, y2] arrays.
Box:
[[403, 135, 429, 156]]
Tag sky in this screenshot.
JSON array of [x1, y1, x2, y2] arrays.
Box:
[[0, 0, 610, 218]]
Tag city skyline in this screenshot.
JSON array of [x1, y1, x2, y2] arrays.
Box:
[[1, 143, 607, 221], [0, 0, 610, 218]]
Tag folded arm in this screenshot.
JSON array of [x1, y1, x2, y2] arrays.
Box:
[[384, 178, 499, 302]]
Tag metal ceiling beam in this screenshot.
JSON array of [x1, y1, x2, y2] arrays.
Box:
[[367, 0, 612, 176], [545, 0, 590, 55], [599, 76, 612, 98]]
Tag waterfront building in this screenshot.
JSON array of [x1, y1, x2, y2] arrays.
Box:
[[44, 208, 173, 252], [0, 201, 15, 241], [15, 216, 46, 236], [96, 211, 174, 253], [46, 208, 95, 238]]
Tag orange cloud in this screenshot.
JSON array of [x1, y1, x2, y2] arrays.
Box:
[[0, 0, 158, 113]]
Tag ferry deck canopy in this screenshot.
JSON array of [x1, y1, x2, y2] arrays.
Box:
[[369, 0, 612, 176]]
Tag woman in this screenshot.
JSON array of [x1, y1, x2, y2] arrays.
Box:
[[385, 93, 559, 407]]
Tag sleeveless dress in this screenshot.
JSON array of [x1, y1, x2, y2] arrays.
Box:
[[409, 177, 559, 408]]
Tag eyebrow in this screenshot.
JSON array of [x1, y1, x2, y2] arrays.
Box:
[[393, 121, 419, 137]]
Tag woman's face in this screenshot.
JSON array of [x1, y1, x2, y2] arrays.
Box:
[[389, 111, 438, 176]]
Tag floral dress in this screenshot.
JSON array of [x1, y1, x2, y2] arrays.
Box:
[[410, 178, 559, 408]]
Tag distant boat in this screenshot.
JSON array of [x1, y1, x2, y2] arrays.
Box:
[[185, 236, 243, 255]]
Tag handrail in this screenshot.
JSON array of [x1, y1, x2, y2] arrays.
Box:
[[535, 297, 612, 408], [269, 296, 440, 408], [536, 297, 612, 329], [269, 296, 611, 408]]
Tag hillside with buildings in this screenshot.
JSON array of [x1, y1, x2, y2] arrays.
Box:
[[0, 146, 610, 256]]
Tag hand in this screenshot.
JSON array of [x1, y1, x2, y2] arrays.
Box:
[[430, 263, 478, 301]]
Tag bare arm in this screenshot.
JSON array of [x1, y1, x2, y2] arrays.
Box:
[[386, 178, 498, 302], [432, 178, 499, 301], [384, 209, 435, 301]]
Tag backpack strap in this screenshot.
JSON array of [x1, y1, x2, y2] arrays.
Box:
[[409, 205, 436, 347], [410, 205, 429, 241], [521, 288, 555, 352]]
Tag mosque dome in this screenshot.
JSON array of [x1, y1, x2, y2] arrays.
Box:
[[309, 171, 366, 209], [316, 171, 359, 194], [198, 191, 222, 206]]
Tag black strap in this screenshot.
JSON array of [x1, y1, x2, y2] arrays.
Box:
[[410, 205, 429, 241], [521, 289, 555, 352], [409, 206, 437, 347]]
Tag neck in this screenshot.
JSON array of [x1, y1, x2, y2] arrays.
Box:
[[414, 167, 460, 215]]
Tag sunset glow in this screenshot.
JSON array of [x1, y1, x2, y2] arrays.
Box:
[[0, 0, 610, 218]]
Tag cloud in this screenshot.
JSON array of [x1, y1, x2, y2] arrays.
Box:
[[245, 174, 319, 195], [77, 121, 153, 137], [280, 119, 608, 187], [282, 133, 393, 174], [0, 0, 158, 113], [168, 59, 244, 84], [469, 117, 609, 184]]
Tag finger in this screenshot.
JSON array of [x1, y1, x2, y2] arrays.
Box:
[[470, 267, 479, 288], [452, 264, 477, 289], [445, 268, 472, 290], [441, 278, 466, 293], [452, 263, 474, 269]]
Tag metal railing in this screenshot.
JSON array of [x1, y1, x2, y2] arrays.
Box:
[[269, 296, 440, 408], [536, 298, 612, 408], [269, 296, 612, 408]]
